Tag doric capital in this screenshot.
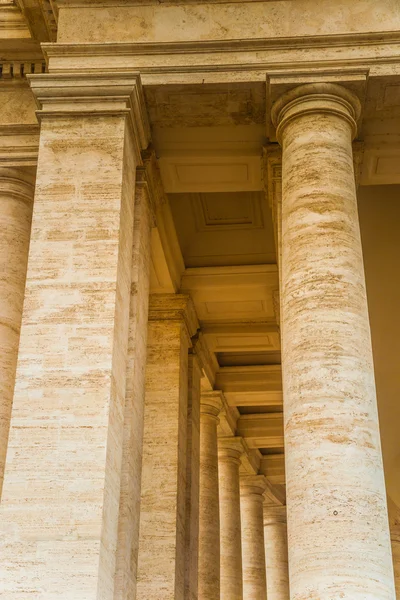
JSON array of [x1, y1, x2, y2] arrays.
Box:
[[218, 436, 245, 464], [271, 82, 361, 143], [240, 475, 267, 498], [0, 166, 35, 201], [27, 72, 150, 160], [148, 293, 199, 341], [0, 125, 40, 168], [263, 504, 287, 525], [200, 391, 223, 422]]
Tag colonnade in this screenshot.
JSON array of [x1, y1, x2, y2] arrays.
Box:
[[0, 76, 397, 600]]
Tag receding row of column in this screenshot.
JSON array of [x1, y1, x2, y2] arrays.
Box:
[[199, 397, 289, 600], [0, 76, 397, 600]]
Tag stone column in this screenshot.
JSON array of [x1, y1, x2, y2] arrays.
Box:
[[184, 348, 202, 600], [114, 163, 154, 600], [263, 505, 289, 600], [218, 436, 244, 600], [0, 167, 34, 498], [271, 82, 395, 598], [240, 475, 267, 600], [198, 391, 223, 600], [136, 294, 198, 600], [0, 73, 150, 600]]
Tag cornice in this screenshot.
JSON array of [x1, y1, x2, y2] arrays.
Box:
[[0, 59, 46, 80], [55, 0, 274, 5], [43, 30, 400, 58]]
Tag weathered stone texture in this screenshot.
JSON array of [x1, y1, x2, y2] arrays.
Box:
[[136, 295, 195, 600], [198, 392, 222, 600], [184, 352, 202, 600], [0, 114, 137, 600], [114, 180, 152, 600], [263, 505, 290, 600], [240, 476, 267, 600], [218, 437, 243, 600], [272, 83, 395, 599]]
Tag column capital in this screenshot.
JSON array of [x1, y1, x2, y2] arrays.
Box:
[[218, 436, 244, 464], [148, 293, 199, 341], [0, 166, 35, 200], [263, 504, 287, 525], [240, 475, 267, 497], [271, 82, 361, 144], [28, 72, 150, 160], [200, 391, 223, 421]]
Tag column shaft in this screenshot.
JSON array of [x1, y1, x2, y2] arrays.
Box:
[[240, 476, 267, 600], [218, 437, 243, 600], [0, 167, 34, 497], [272, 83, 395, 599], [184, 352, 202, 600], [136, 294, 197, 600], [114, 174, 153, 600], [263, 505, 290, 600], [198, 392, 222, 600]]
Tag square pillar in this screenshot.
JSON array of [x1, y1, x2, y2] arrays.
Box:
[[0, 73, 150, 600], [136, 294, 198, 600], [184, 342, 203, 600]]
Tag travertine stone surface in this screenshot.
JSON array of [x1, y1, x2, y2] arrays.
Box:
[[0, 92, 140, 598], [185, 351, 202, 600], [263, 505, 290, 600], [136, 294, 198, 600], [218, 436, 244, 600], [240, 475, 267, 600], [114, 175, 153, 600], [199, 391, 223, 600], [57, 1, 400, 45], [0, 167, 34, 498], [272, 83, 395, 599]]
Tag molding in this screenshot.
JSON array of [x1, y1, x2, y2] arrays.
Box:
[[236, 412, 284, 450], [200, 390, 224, 419], [41, 34, 400, 85], [0, 124, 39, 167], [43, 31, 400, 57], [180, 264, 279, 325], [0, 60, 46, 80], [240, 474, 267, 495], [224, 390, 283, 409], [148, 293, 199, 341], [27, 72, 151, 160], [361, 139, 400, 185], [263, 504, 288, 520], [259, 454, 285, 485], [218, 435, 246, 461], [215, 365, 282, 394]]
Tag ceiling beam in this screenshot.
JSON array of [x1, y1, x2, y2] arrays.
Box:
[[215, 365, 282, 393], [236, 412, 284, 449]]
